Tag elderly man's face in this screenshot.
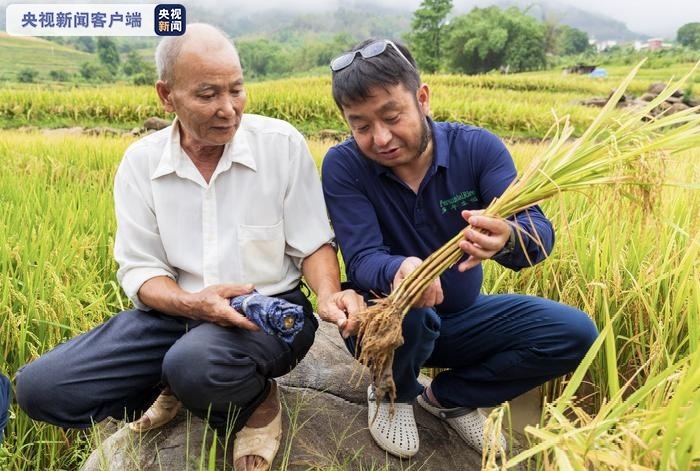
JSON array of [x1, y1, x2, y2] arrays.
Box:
[[159, 43, 246, 149]]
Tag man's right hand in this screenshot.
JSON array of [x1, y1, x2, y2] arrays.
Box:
[[138, 277, 259, 330], [182, 283, 259, 329], [316, 289, 366, 339], [393, 257, 444, 308]]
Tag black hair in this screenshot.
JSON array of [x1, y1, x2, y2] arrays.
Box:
[[331, 39, 421, 110]]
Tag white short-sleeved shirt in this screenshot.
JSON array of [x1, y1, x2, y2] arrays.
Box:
[[114, 114, 334, 310]]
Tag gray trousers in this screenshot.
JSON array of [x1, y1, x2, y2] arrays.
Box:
[[16, 287, 317, 434]]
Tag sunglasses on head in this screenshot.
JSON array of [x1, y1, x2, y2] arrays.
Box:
[[330, 39, 415, 72]]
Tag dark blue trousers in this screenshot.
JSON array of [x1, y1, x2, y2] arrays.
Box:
[[0, 373, 10, 443], [15, 288, 316, 434], [347, 293, 598, 406]]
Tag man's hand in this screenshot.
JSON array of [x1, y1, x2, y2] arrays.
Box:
[[138, 277, 260, 329], [393, 257, 444, 308], [317, 290, 366, 339], [182, 283, 259, 330], [163, 283, 260, 331], [457, 210, 512, 272]]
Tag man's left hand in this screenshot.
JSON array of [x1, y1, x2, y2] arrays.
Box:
[[317, 290, 366, 339], [457, 210, 512, 272]]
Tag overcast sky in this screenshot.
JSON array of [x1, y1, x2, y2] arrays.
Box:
[[507, 0, 698, 37]]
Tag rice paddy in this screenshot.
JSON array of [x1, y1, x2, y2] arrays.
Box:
[[0, 62, 698, 469]]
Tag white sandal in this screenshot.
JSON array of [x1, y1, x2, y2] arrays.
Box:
[[417, 390, 506, 452], [128, 392, 182, 432], [367, 385, 419, 458]]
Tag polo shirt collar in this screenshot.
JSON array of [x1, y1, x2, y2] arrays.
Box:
[[151, 117, 257, 182], [430, 118, 450, 169]]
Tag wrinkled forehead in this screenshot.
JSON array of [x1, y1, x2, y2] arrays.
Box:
[[179, 34, 238, 62], [172, 42, 241, 83]]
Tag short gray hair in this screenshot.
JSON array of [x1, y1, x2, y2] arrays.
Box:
[[154, 23, 236, 84]]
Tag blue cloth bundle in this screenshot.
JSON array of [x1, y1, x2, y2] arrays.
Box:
[[229, 292, 304, 344]]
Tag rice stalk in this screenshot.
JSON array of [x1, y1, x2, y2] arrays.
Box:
[[356, 60, 700, 403]]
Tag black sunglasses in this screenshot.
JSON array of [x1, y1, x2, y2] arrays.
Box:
[[330, 39, 414, 72]]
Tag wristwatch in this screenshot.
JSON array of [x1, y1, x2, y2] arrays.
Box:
[[494, 227, 516, 258]]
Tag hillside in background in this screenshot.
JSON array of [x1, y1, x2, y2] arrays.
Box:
[[483, 0, 647, 40], [0, 33, 91, 81], [205, 4, 411, 41]]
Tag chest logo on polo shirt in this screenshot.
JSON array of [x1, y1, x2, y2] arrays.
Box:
[[439, 190, 478, 213]]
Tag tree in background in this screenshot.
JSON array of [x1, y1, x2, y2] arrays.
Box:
[[96, 37, 120, 75], [297, 33, 355, 70], [236, 38, 292, 78], [443, 7, 506, 74], [554, 24, 592, 56], [79, 61, 112, 82], [444, 6, 546, 74], [17, 68, 39, 83], [74, 36, 96, 53], [122, 50, 157, 85], [677, 22, 700, 49], [122, 50, 145, 76], [502, 9, 547, 72], [406, 0, 453, 73]]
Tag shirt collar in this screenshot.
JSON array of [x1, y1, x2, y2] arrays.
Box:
[[430, 118, 450, 169], [151, 117, 257, 182]]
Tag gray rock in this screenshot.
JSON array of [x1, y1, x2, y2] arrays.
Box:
[[667, 102, 691, 114], [85, 127, 124, 137], [647, 82, 683, 98], [81, 319, 521, 471], [143, 117, 171, 131]]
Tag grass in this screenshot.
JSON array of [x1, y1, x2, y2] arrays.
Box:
[[480, 141, 699, 470]]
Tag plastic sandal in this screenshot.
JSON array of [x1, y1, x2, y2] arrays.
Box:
[[128, 392, 182, 432], [233, 404, 282, 471], [367, 385, 419, 458], [417, 390, 507, 452]]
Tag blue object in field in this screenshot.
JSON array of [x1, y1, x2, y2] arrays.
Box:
[[230, 292, 304, 344], [590, 68, 608, 78], [0, 374, 10, 444]]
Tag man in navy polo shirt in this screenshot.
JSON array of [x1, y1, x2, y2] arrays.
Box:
[[321, 39, 599, 459]]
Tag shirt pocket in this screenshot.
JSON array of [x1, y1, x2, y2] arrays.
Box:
[[237, 220, 285, 285]]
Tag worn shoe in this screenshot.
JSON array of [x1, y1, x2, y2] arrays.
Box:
[[233, 393, 282, 471], [128, 392, 182, 432], [417, 390, 506, 453], [367, 385, 419, 458]]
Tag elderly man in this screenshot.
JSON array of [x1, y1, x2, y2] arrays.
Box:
[[16, 24, 362, 471]]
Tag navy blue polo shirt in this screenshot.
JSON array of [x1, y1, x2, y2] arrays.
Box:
[[322, 120, 554, 314]]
